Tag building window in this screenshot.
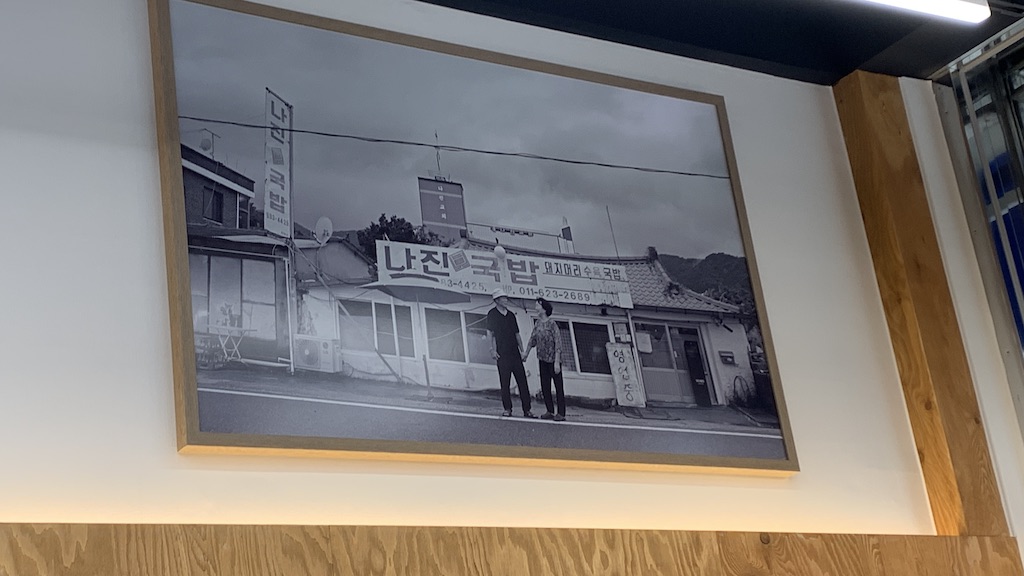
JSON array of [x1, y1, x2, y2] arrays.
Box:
[[203, 187, 224, 223], [337, 300, 415, 357], [395, 305, 415, 358], [338, 299, 374, 352], [572, 322, 612, 374], [189, 254, 209, 331], [465, 312, 492, 364], [636, 323, 674, 369], [241, 259, 276, 341], [556, 321, 577, 372], [374, 302, 397, 356], [189, 254, 281, 360], [238, 198, 250, 229], [209, 256, 241, 327], [425, 308, 465, 362]]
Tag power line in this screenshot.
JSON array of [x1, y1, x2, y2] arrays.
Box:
[[178, 115, 731, 180]]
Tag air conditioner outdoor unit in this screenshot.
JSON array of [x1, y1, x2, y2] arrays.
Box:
[[293, 336, 339, 373]]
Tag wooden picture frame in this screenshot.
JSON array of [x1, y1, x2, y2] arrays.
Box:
[[148, 0, 799, 473]]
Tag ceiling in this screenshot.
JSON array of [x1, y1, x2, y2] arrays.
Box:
[[413, 0, 1024, 85]]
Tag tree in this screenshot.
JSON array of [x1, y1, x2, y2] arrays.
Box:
[[356, 214, 443, 263]]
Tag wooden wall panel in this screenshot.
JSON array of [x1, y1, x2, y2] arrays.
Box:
[[1, 525, 1020, 576], [966, 535, 1024, 576], [718, 531, 770, 575], [329, 527, 728, 575], [0, 525, 118, 576], [214, 525, 334, 575], [766, 534, 876, 576], [833, 70, 1009, 537]]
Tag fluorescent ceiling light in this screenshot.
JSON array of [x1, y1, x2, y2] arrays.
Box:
[[860, 0, 990, 23]]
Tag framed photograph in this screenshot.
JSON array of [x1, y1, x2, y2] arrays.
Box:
[[149, 0, 798, 472]]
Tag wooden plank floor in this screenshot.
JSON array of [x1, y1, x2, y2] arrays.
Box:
[[0, 525, 1020, 575]]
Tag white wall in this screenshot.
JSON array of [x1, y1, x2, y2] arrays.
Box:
[[701, 319, 756, 404], [901, 78, 1024, 554], [0, 0, 934, 534]]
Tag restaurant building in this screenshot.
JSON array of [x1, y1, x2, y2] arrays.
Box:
[[180, 159, 759, 407], [300, 235, 755, 407]]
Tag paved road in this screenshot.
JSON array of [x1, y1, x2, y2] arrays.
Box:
[[199, 388, 786, 460]]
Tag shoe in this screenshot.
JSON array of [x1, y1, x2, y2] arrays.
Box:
[[501, 410, 513, 417], [540, 412, 555, 420], [554, 414, 565, 421], [523, 411, 538, 418]]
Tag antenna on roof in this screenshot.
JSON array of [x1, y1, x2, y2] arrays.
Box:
[[435, 131, 442, 174], [429, 131, 450, 182]]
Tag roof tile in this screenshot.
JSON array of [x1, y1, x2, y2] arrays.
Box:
[[465, 239, 739, 314]]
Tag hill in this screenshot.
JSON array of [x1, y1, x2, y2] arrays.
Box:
[[660, 253, 756, 315]]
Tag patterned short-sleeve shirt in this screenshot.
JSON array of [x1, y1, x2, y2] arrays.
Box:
[[528, 318, 561, 363]]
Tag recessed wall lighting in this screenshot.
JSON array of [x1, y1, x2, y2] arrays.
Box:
[[861, 0, 990, 23]]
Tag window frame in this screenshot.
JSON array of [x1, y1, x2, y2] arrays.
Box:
[[423, 307, 467, 363], [394, 304, 415, 358], [238, 196, 250, 229], [568, 320, 614, 375], [373, 302, 398, 356], [464, 311, 495, 366], [337, 298, 376, 353], [202, 186, 224, 224]]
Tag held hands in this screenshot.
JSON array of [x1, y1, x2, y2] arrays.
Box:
[[491, 350, 500, 361]]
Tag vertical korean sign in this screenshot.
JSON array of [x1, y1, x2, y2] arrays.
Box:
[[264, 89, 292, 238], [607, 343, 645, 408]]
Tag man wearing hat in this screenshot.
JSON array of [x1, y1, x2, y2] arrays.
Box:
[[487, 288, 536, 418]]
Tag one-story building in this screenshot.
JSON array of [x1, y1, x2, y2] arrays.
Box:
[[299, 237, 757, 407], [178, 150, 758, 406]]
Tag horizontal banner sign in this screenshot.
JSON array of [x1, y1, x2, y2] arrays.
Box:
[[375, 240, 633, 308]]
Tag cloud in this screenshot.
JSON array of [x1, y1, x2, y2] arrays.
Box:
[[170, 0, 746, 259]]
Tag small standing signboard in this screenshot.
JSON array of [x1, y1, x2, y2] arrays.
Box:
[[606, 342, 645, 408]]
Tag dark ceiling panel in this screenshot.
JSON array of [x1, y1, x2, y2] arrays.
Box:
[[413, 0, 1023, 84], [860, 15, 1018, 81]]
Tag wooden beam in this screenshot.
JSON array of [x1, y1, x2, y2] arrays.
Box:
[[0, 524, 1020, 575], [833, 70, 1008, 536]]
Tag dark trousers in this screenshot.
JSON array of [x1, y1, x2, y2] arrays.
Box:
[[498, 357, 531, 413], [539, 360, 565, 416]]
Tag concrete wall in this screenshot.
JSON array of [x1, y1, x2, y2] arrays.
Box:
[[182, 169, 240, 228], [702, 319, 757, 404]]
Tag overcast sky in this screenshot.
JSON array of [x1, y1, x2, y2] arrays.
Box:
[[171, 0, 746, 259]]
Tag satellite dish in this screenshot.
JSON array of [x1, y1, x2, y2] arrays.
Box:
[[314, 216, 334, 246], [198, 129, 218, 158]]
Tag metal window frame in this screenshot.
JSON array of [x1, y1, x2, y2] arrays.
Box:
[[936, 77, 1024, 443], [569, 320, 614, 375]]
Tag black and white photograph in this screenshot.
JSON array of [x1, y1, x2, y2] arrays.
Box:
[[166, 0, 793, 468]]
